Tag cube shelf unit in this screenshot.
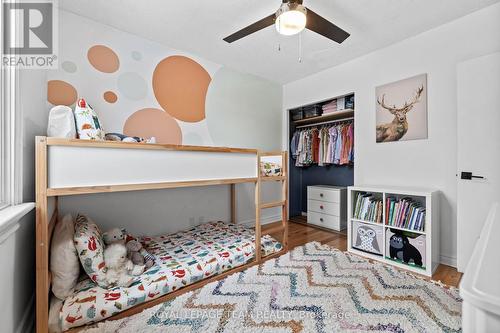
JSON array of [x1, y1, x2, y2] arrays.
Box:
[[347, 185, 439, 277]]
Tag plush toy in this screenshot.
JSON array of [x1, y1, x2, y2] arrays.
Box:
[[105, 132, 156, 144], [126, 239, 155, 269], [102, 228, 127, 246], [103, 243, 145, 287]]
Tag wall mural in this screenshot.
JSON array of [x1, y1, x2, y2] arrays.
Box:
[[48, 45, 202, 145], [47, 11, 281, 150]]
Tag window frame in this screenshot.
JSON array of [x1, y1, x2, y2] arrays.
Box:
[[1, 2, 22, 209]]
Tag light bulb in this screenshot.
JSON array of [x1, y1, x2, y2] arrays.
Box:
[[275, 4, 307, 36]]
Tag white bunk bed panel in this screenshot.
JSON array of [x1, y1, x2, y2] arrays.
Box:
[[48, 145, 258, 189]]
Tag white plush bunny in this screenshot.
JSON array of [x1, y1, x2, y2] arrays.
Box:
[[104, 243, 144, 287]]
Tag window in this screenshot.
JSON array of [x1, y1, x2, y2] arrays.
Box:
[[0, 2, 21, 209]]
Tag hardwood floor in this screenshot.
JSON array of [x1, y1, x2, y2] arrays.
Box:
[[267, 216, 462, 288]]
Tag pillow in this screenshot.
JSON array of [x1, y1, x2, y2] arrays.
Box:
[[73, 214, 108, 287], [50, 214, 80, 299], [73, 98, 105, 140], [260, 161, 282, 177]]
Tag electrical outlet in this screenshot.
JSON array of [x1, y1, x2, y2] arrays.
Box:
[[198, 216, 205, 225], [189, 217, 195, 226]]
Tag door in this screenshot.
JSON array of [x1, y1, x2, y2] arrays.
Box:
[[457, 52, 500, 272]]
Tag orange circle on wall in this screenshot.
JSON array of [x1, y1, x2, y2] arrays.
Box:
[[123, 108, 182, 144], [103, 91, 118, 103], [87, 45, 120, 73], [152, 56, 210, 123], [47, 80, 78, 106]]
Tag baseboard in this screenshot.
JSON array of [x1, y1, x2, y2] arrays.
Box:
[[16, 295, 34, 333], [240, 214, 282, 226], [440, 254, 457, 268]]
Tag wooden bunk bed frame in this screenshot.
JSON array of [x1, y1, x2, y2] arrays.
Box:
[[35, 137, 288, 332]]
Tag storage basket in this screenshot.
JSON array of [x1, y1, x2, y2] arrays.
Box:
[[290, 108, 304, 121], [303, 105, 322, 118]]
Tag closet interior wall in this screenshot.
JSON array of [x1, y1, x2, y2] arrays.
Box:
[[288, 95, 355, 218]]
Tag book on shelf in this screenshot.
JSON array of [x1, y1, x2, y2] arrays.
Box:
[[353, 192, 383, 223], [385, 197, 425, 232]]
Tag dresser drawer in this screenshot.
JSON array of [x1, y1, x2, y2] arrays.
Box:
[[307, 211, 341, 230], [308, 187, 340, 203], [308, 200, 340, 216]]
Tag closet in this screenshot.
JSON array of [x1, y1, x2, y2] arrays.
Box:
[[288, 93, 355, 230]]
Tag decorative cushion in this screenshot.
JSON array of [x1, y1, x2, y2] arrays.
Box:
[[260, 161, 282, 177], [73, 98, 105, 140], [73, 214, 108, 288], [50, 214, 80, 299]]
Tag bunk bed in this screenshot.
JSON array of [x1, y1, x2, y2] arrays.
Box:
[[35, 137, 288, 332]]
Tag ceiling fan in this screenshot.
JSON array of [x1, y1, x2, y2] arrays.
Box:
[[223, 0, 350, 44]]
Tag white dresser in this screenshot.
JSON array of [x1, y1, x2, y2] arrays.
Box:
[[307, 185, 347, 231]]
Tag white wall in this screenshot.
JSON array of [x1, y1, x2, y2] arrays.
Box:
[[283, 3, 500, 266]]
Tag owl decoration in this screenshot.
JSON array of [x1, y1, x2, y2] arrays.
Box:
[[354, 225, 380, 254]]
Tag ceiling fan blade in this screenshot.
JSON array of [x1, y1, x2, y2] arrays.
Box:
[[306, 8, 350, 43], [223, 14, 275, 43]]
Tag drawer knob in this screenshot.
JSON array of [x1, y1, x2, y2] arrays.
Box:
[[320, 205, 324, 209], [320, 218, 324, 222], [320, 193, 324, 197]]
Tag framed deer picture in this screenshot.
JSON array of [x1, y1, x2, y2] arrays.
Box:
[[375, 74, 428, 143]]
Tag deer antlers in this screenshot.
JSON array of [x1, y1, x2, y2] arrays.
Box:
[[377, 85, 424, 114]]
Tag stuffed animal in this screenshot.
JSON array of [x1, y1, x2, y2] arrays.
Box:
[[105, 132, 156, 144], [102, 228, 127, 246], [103, 243, 145, 287], [126, 239, 154, 269]]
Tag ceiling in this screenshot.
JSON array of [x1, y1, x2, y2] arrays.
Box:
[[60, 0, 499, 84]]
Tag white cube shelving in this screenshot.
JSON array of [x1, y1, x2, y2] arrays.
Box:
[[347, 185, 439, 277]]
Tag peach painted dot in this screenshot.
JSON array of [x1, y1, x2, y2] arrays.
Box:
[[87, 45, 120, 73], [123, 108, 182, 144], [103, 91, 118, 103], [47, 80, 78, 106], [152, 56, 210, 123]]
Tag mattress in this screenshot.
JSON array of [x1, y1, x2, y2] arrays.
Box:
[[56, 221, 282, 331]]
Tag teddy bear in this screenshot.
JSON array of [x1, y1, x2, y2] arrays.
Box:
[[102, 228, 145, 287], [126, 239, 155, 269], [102, 227, 127, 246], [103, 228, 154, 270], [103, 243, 144, 287]]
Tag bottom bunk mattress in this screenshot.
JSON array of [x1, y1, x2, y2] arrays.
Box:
[[56, 221, 283, 331]]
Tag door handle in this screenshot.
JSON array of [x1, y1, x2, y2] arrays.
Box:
[[461, 171, 485, 180]]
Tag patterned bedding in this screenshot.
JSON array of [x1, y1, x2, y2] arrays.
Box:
[[57, 221, 282, 330]]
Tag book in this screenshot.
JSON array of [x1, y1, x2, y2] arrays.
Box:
[[353, 192, 382, 223], [385, 197, 426, 231]]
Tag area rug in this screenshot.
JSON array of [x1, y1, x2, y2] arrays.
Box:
[[83, 242, 462, 332]]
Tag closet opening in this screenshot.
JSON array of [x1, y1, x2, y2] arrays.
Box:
[[288, 93, 355, 232]]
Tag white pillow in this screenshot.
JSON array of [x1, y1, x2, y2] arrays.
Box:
[[47, 105, 76, 138], [50, 214, 80, 299]]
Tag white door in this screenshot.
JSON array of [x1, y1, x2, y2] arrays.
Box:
[[457, 52, 500, 272]]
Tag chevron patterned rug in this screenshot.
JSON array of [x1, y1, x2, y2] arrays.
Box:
[[84, 242, 462, 332]]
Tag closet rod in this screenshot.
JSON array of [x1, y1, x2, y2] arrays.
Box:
[[295, 117, 354, 129]]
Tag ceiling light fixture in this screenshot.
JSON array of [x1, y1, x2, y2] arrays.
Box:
[[275, 2, 307, 36]]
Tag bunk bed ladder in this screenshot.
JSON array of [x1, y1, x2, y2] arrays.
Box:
[[256, 151, 288, 262]]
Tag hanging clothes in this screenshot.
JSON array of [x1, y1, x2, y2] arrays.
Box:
[[312, 128, 319, 163], [290, 121, 354, 167]]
